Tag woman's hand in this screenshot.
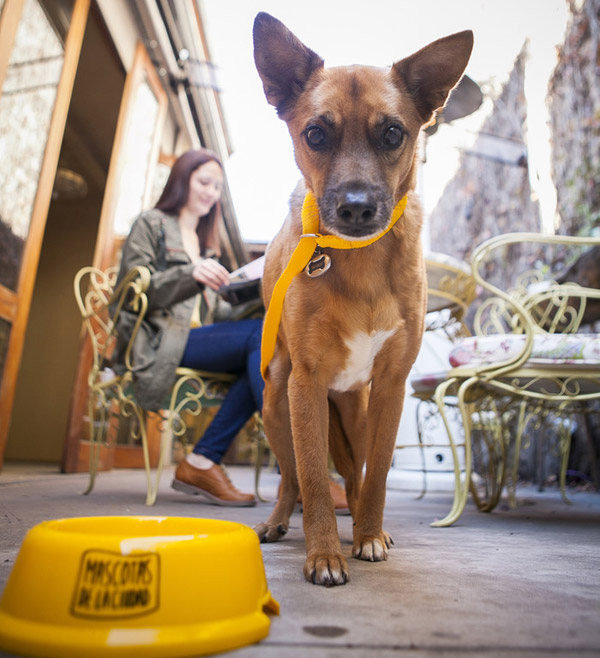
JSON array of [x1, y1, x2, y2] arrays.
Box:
[[192, 258, 230, 291]]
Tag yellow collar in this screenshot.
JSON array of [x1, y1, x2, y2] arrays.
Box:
[[260, 190, 408, 377]]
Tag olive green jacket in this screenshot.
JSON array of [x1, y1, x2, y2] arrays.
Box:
[[113, 209, 202, 411]]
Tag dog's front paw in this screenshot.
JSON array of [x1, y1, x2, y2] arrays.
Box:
[[352, 531, 394, 562], [304, 553, 349, 587], [255, 521, 288, 543]]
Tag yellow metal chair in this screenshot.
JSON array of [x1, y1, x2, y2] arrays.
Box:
[[394, 252, 475, 499], [74, 265, 267, 505], [412, 233, 600, 526], [424, 251, 476, 338]]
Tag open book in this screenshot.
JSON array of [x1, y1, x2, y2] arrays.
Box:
[[228, 255, 265, 283], [218, 255, 265, 306]]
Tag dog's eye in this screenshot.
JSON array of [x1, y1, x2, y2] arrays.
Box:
[[304, 126, 327, 150], [382, 125, 404, 149]]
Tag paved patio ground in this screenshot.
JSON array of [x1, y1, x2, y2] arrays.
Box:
[[1, 462, 599, 658]]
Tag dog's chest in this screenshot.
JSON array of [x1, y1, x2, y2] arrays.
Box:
[[330, 328, 396, 392]]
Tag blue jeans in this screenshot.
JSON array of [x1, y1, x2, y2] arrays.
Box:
[[179, 318, 264, 464]]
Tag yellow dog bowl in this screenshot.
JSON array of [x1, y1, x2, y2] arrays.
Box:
[[0, 516, 279, 658]]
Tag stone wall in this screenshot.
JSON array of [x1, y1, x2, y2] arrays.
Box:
[[428, 44, 542, 293], [427, 0, 600, 293], [549, 0, 600, 237]]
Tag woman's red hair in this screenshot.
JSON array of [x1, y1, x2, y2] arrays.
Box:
[[155, 148, 223, 257]]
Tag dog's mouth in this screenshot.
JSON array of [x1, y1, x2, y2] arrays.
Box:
[[318, 183, 394, 240]]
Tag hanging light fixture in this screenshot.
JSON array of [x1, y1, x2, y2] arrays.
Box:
[[52, 167, 88, 200]]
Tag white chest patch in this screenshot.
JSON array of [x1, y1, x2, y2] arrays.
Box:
[[330, 328, 396, 392]]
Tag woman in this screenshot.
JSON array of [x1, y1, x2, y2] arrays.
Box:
[[114, 149, 262, 506]]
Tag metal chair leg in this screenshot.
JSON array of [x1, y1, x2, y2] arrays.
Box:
[[82, 392, 102, 496], [430, 377, 469, 527]]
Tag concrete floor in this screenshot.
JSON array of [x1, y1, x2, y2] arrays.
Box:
[[1, 462, 599, 658]]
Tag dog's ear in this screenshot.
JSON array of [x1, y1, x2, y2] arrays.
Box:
[[253, 12, 324, 117], [392, 31, 474, 125]]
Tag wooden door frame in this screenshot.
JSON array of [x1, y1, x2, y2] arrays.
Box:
[[0, 0, 91, 470], [0, 0, 26, 347], [62, 41, 168, 473], [93, 41, 168, 270]]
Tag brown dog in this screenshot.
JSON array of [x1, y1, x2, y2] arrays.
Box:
[[253, 13, 473, 586]]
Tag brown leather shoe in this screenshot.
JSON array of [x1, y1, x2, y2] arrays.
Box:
[[172, 459, 256, 507], [327, 479, 350, 515], [279, 478, 350, 515]]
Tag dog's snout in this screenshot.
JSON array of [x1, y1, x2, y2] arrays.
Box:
[[320, 182, 388, 237], [336, 190, 377, 225]]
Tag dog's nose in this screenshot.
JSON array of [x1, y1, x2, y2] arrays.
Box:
[[336, 190, 377, 225]]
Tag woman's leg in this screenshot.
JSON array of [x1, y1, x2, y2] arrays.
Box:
[[180, 318, 264, 463], [192, 374, 254, 462]]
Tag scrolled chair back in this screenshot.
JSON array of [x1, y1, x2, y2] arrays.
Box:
[[74, 265, 151, 377]]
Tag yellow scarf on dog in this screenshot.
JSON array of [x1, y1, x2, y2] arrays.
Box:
[[260, 190, 408, 377]]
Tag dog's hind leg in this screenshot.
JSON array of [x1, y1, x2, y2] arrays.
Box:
[[254, 354, 299, 543], [328, 388, 369, 519]]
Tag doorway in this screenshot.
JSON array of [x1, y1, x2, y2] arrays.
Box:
[[5, 3, 125, 462]]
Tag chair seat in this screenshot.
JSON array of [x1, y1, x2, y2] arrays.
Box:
[[411, 371, 450, 395], [411, 333, 600, 396], [448, 333, 600, 368]]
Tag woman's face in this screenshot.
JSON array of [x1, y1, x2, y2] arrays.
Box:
[[184, 160, 223, 217]]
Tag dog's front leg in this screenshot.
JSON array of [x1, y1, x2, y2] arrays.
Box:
[[288, 368, 348, 586], [352, 372, 408, 562], [255, 355, 299, 543]]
